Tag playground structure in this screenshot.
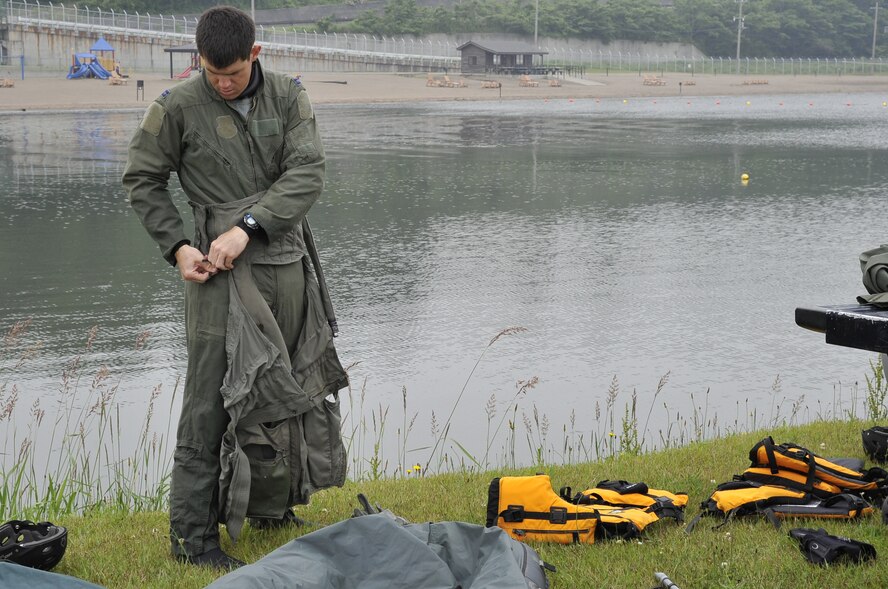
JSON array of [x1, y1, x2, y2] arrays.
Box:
[[163, 44, 201, 79], [66, 37, 126, 80], [67, 53, 112, 79]]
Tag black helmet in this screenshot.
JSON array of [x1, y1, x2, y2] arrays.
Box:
[[862, 426, 888, 463], [0, 520, 68, 570]]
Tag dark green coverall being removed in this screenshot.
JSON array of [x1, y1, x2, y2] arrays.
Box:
[[123, 53, 347, 561]]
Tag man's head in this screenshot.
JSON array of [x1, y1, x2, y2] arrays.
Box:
[[196, 6, 260, 100]]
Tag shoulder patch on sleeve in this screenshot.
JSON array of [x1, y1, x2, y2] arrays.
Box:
[[297, 90, 313, 121], [139, 102, 166, 137], [296, 90, 314, 121]]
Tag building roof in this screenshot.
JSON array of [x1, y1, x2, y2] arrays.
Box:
[[456, 41, 547, 55]]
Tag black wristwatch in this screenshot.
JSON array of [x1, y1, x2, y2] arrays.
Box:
[[237, 212, 262, 238], [243, 213, 260, 231]]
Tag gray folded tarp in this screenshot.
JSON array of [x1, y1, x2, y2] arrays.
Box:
[[206, 511, 539, 589], [0, 562, 104, 589]]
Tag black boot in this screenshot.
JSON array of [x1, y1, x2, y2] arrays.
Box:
[[177, 547, 245, 570], [249, 508, 306, 530]]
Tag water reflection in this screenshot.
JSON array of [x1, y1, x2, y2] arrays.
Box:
[[1, 96, 887, 474]]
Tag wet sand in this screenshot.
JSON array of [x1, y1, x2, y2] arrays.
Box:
[[1, 71, 886, 112]]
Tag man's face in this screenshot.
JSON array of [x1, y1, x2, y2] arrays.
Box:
[[203, 45, 261, 100]]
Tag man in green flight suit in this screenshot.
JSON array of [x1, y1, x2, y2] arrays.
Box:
[[123, 6, 347, 570]]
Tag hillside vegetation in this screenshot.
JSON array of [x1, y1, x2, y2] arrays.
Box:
[[82, 0, 883, 58]]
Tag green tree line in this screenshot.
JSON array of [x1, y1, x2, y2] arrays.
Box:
[[87, 0, 884, 57]]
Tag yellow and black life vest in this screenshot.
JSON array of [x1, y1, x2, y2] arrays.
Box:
[[687, 436, 886, 532], [688, 479, 873, 530], [560, 480, 688, 522], [765, 493, 873, 522], [749, 436, 887, 495], [739, 466, 844, 499], [486, 475, 671, 544], [697, 480, 810, 519]]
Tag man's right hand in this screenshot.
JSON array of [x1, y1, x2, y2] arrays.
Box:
[[175, 244, 218, 283]]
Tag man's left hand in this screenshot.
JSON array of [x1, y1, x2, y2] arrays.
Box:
[[208, 226, 249, 271]]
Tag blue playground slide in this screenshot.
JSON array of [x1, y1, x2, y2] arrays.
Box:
[[87, 61, 110, 79], [66, 64, 90, 79], [66, 54, 111, 80]]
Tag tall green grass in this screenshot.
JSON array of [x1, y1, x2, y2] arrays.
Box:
[[2, 320, 886, 522], [1, 320, 175, 520], [49, 419, 888, 589]]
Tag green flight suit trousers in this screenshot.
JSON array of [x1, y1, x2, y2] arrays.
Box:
[[170, 261, 305, 557]]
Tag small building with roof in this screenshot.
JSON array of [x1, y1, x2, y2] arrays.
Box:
[[456, 41, 549, 74]]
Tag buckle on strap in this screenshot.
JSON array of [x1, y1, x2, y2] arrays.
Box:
[[501, 505, 525, 523], [550, 507, 568, 524]]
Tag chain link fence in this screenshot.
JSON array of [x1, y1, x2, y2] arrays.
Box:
[[7, 0, 888, 75]]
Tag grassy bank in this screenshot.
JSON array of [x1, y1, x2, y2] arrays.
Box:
[[48, 419, 886, 588]]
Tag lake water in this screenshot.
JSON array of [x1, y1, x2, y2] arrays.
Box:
[[2, 93, 888, 475]]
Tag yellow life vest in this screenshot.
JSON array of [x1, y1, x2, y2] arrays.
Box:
[[740, 466, 844, 498], [749, 436, 887, 494], [560, 480, 688, 522], [690, 478, 875, 532], [486, 474, 661, 544]]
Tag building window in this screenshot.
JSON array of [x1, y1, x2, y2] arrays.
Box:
[[493, 54, 501, 65], [516, 54, 524, 65], [470, 56, 477, 65]]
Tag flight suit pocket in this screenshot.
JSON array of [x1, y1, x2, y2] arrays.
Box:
[[239, 420, 291, 518], [191, 130, 240, 184], [170, 441, 206, 523], [302, 393, 346, 491], [284, 124, 320, 166]]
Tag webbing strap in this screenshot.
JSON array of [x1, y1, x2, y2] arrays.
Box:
[[761, 438, 817, 492], [500, 506, 600, 524], [763, 437, 779, 474], [649, 498, 684, 522]]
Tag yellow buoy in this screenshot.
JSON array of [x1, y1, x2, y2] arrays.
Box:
[[883, 101, 887, 107], [746, 100, 751, 106], [741, 173, 750, 182]]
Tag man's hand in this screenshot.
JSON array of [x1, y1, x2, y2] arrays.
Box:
[[175, 244, 217, 283], [208, 226, 250, 271]]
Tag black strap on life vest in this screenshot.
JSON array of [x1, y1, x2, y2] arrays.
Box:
[[596, 480, 650, 495], [500, 505, 600, 525], [755, 437, 818, 492]]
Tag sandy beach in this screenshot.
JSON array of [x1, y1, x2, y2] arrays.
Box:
[[1, 71, 887, 112]]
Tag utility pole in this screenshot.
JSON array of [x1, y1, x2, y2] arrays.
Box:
[[872, 3, 880, 59], [251, 0, 256, 23], [534, 0, 539, 47], [734, 0, 745, 74]]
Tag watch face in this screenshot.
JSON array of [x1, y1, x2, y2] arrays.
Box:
[[244, 213, 259, 229]]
